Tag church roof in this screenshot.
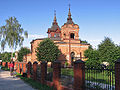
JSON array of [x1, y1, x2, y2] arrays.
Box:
[[65, 4, 74, 25], [47, 11, 61, 33]]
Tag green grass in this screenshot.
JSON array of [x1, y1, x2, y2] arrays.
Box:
[[17, 73, 54, 90], [86, 72, 115, 85], [61, 68, 73, 76], [1, 67, 10, 71], [58, 68, 115, 85]]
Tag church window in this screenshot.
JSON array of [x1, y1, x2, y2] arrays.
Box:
[[64, 33, 66, 37], [71, 52, 75, 66], [56, 34, 60, 37], [54, 34, 56, 37], [70, 33, 75, 39]]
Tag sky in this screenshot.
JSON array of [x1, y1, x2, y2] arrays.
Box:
[[0, 0, 120, 52]]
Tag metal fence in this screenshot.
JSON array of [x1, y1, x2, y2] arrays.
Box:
[[85, 66, 115, 90], [37, 64, 41, 80], [60, 67, 73, 89], [46, 67, 53, 81]]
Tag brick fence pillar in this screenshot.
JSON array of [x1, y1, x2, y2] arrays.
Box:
[[2, 62, 6, 67], [41, 61, 47, 84], [33, 61, 38, 80], [16, 62, 19, 73], [74, 59, 85, 90], [53, 61, 61, 90], [8, 62, 10, 69], [0, 62, 1, 65], [23, 63, 27, 73], [115, 58, 120, 90], [27, 62, 32, 78]]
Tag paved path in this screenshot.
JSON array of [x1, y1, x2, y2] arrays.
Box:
[[0, 70, 35, 90]]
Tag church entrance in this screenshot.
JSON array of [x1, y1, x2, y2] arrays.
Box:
[[71, 52, 75, 66]]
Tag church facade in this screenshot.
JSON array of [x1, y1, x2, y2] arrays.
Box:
[[25, 7, 89, 65]]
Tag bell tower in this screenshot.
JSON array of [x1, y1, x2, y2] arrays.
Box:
[[61, 4, 79, 40]]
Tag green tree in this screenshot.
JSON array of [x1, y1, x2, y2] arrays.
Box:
[[1, 52, 11, 62], [84, 46, 100, 68], [17, 47, 30, 62], [98, 37, 120, 67], [0, 17, 28, 60], [84, 37, 120, 68], [36, 38, 61, 62], [81, 40, 88, 44]]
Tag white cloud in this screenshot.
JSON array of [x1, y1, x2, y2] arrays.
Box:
[[28, 34, 47, 39], [87, 39, 101, 49]]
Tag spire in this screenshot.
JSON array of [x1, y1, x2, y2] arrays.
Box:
[[54, 10, 57, 23], [48, 10, 61, 32], [53, 10, 57, 25], [68, 4, 71, 17], [67, 4, 74, 24]]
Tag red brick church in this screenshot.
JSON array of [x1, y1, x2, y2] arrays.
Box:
[[24, 6, 89, 65]]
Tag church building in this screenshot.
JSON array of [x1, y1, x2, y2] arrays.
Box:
[[24, 7, 89, 65]]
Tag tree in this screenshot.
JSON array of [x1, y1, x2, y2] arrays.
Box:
[[17, 47, 30, 62], [98, 37, 120, 67], [84, 37, 120, 68], [36, 38, 61, 62], [0, 17, 28, 60], [0, 52, 11, 62], [81, 40, 88, 44], [84, 46, 100, 68]]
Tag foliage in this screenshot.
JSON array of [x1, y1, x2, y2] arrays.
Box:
[[84, 49, 100, 68], [0, 17, 28, 59], [36, 38, 61, 62], [17, 47, 30, 62], [64, 61, 69, 67], [81, 40, 88, 44], [1, 67, 10, 71], [0, 52, 11, 62], [98, 37, 120, 67], [17, 73, 54, 90], [84, 37, 120, 68]]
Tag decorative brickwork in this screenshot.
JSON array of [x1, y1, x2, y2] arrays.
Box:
[[33, 61, 38, 80], [2, 62, 6, 67], [27, 62, 32, 78], [74, 60, 85, 90], [53, 61, 61, 90], [41, 61, 47, 84]]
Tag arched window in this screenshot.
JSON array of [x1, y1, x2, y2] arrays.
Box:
[[70, 33, 75, 39], [71, 52, 75, 66], [64, 33, 66, 37], [54, 34, 56, 37]]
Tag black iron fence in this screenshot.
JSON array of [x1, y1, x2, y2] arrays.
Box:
[[37, 64, 41, 80], [46, 67, 53, 81], [85, 66, 115, 90]]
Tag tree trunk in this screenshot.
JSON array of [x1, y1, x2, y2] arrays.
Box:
[[11, 48, 13, 61]]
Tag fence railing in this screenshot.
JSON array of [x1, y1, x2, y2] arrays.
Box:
[[85, 67, 115, 90], [1, 59, 120, 90]]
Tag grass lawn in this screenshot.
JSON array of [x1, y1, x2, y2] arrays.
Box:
[[1, 67, 10, 71], [58, 68, 115, 85], [16, 73, 54, 90]]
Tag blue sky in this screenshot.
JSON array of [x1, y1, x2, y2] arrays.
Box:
[[0, 0, 120, 51]]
